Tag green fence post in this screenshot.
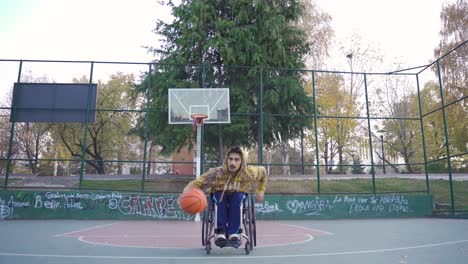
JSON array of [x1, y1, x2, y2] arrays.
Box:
[[201, 64, 206, 173], [363, 73, 376, 194], [259, 67, 264, 165], [415, 74, 430, 194], [79, 62, 94, 189], [4, 60, 23, 189], [141, 63, 152, 192], [436, 61, 455, 213], [312, 71, 320, 194], [301, 129, 305, 174]]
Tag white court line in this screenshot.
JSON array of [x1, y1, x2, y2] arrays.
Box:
[[54, 222, 119, 237], [76, 234, 314, 249], [257, 234, 314, 248], [1, 239, 467, 259], [64, 234, 315, 238], [282, 223, 334, 235]]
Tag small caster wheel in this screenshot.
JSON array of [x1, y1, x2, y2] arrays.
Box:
[[206, 242, 211, 254], [245, 242, 250, 255]]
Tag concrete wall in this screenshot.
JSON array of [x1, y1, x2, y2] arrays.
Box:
[[0, 190, 432, 220]]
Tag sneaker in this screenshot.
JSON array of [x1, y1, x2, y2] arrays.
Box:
[[228, 233, 240, 241], [215, 233, 227, 248], [228, 234, 241, 248]]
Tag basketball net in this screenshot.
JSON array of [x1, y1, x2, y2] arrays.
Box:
[[191, 113, 208, 135], [191, 113, 207, 222]]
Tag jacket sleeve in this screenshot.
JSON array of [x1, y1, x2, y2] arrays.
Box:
[[184, 168, 218, 192], [255, 166, 267, 194]]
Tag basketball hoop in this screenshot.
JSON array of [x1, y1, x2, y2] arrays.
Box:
[[191, 113, 208, 132]]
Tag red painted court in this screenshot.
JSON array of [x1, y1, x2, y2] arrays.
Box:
[[57, 221, 332, 248]]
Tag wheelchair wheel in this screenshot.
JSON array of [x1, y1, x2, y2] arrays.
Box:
[[201, 208, 207, 246], [244, 241, 250, 255], [206, 241, 212, 254], [250, 195, 257, 247], [244, 194, 254, 251], [202, 194, 213, 247]]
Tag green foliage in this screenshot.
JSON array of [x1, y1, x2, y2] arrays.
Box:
[[53, 73, 139, 174], [351, 158, 365, 174], [427, 162, 447, 173], [140, 0, 315, 158]]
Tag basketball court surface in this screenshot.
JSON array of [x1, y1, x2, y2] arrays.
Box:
[[1, 218, 467, 264]]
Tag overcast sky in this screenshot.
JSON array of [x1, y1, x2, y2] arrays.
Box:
[[317, 0, 452, 70], [0, 0, 455, 101]]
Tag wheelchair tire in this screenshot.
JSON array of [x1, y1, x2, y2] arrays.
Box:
[[245, 194, 254, 251], [206, 241, 211, 254], [245, 241, 250, 255], [201, 208, 207, 246], [202, 194, 213, 246], [250, 196, 257, 247]]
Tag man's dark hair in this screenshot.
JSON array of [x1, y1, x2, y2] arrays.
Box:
[[227, 146, 242, 156]]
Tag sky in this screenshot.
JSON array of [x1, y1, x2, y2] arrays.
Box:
[[0, 0, 455, 102], [316, 0, 453, 70]]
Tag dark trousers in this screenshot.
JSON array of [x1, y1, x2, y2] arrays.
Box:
[[213, 191, 245, 236]]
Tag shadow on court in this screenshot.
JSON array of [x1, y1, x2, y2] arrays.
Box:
[[0, 218, 467, 264]]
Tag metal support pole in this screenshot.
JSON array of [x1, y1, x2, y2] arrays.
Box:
[[195, 123, 202, 222], [312, 71, 321, 193], [196, 124, 202, 180], [141, 63, 152, 192], [436, 61, 455, 213], [415, 74, 430, 194], [79, 62, 94, 189], [301, 129, 305, 174], [363, 74, 376, 194], [381, 135, 386, 174], [200, 64, 206, 175], [5, 60, 23, 188], [259, 67, 264, 165]]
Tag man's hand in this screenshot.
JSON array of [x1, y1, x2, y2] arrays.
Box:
[[182, 185, 194, 193], [255, 192, 264, 203], [178, 185, 194, 206]]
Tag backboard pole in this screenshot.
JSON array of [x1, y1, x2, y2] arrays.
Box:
[[195, 123, 202, 222]]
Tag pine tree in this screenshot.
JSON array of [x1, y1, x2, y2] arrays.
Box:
[[140, 0, 327, 158], [352, 158, 365, 174]]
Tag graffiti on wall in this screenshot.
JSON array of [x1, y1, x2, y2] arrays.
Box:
[[253, 195, 413, 217], [0, 191, 427, 220], [0, 191, 193, 220]]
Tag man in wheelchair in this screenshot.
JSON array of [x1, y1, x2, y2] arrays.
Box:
[[182, 146, 267, 248]]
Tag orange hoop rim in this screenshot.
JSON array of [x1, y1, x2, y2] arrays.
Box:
[[191, 113, 208, 125]]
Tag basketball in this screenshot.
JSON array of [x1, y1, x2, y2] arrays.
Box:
[[179, 188, 207, 215]]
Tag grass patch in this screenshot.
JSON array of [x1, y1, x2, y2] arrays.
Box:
[[79, 179, 190, 193], [76, 178, 468, 211], [0, 179, 19, 187]]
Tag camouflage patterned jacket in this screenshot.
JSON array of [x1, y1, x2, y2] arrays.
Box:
[[186, 148, 267, 195]]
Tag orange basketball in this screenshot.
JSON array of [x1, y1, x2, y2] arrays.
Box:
[[179, 188, 207, 215]]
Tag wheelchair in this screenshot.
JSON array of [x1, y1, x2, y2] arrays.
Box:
[[201, 192, 257, 254]]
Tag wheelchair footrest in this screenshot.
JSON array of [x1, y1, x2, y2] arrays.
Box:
[[215, 239, 241, 248]]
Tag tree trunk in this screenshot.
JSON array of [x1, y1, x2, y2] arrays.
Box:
[[97, 160, 106, 174], [53, 150, 58, 176], [146, 144, 153, 175], [281, 141, 290, 175], [403, 147, 414, 174], [323, 142, 329, 175], [265, 148, 272, 175], [338, 145, 343, 172]]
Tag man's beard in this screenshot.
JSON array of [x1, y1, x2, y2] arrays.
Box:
[[229, 165, 238, 172]]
